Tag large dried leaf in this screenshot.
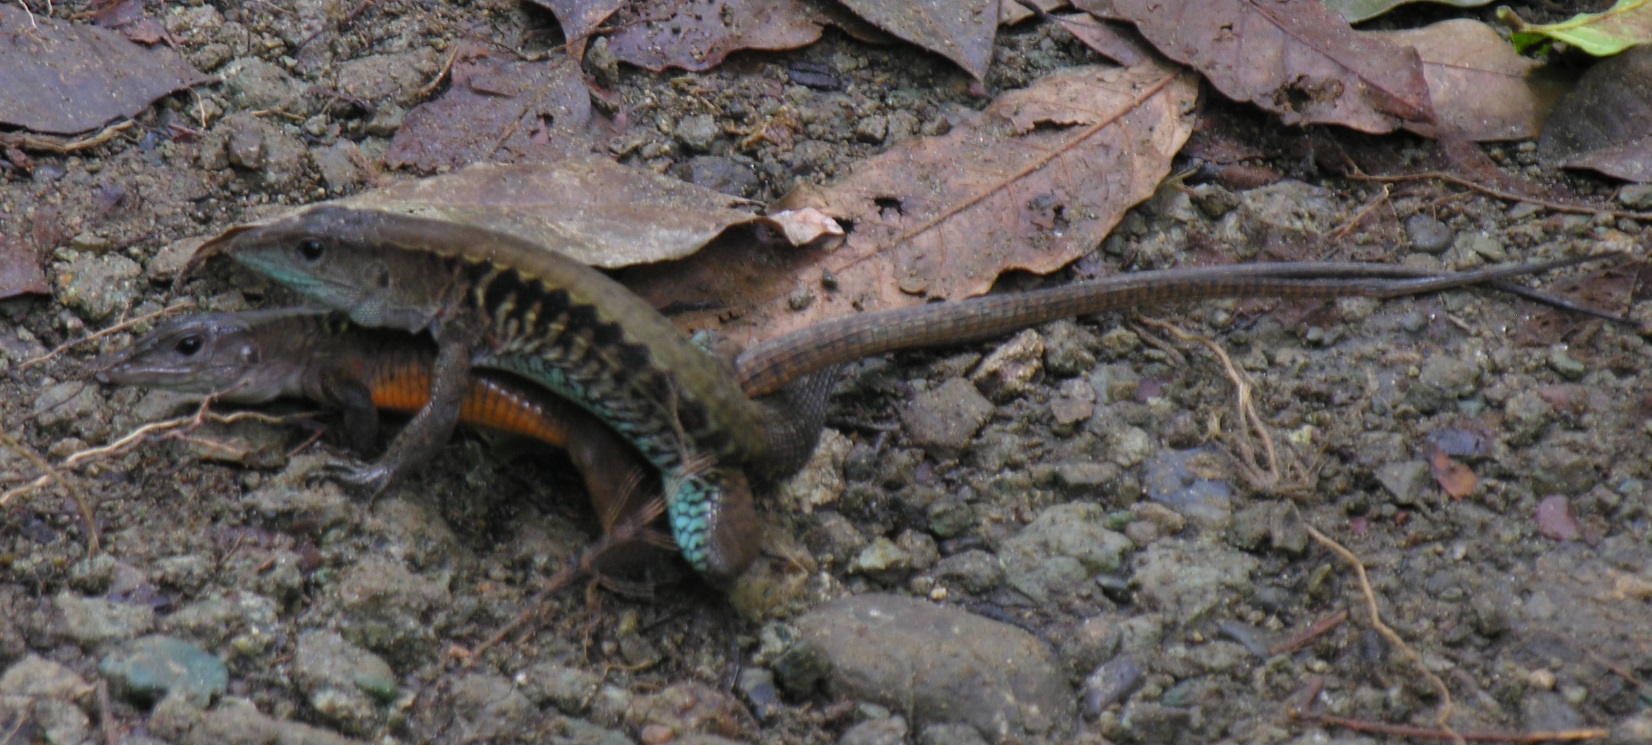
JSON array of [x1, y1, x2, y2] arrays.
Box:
[[1372, 19, 1561, 141], [836, 0, 997, 79], [0, 5, 210, 135], [528, 0, 624, 44], [625, 63, 1198, 343], [1324, 0, 1491, 24], [1501, 0, 1652, 57], [1113, 0, 1433, 134], [384, 46, 591, 173], [1538, 45, 1652, 182], [1051, 12, 1160, 67], [0, 235, 48, 300], [233, 159, 826, 269], [605, 0, 827, 73]]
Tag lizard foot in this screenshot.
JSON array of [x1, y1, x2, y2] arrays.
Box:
[[307, 459, 396, 495]]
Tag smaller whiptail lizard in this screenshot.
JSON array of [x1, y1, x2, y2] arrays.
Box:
[[94, 308, 723, 571], [198, 205, 1620, 581]]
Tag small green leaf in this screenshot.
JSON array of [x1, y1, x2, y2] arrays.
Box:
[[1497, 0, 1652, 57], [1327, 0, 1491, 25]]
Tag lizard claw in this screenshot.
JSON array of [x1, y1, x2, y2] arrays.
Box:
[[307, 459, 396, 495]]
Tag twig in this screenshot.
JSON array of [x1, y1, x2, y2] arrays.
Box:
[[0, 120, 135, 154], [0, 430, 99, 554], [22, 298, 196, 369], [1301, 520, 1465, 745], [1268, 609, 1348, 656], [1347, 168, 1652, 222]]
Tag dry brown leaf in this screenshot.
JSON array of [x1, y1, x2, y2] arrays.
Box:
[[1371, 19, 1564, 142], [384, 46, 592, 173], [213, 159, 828, 269], [837, 0, 997, 79], [528, 0, 624, 44], [1113, 0, 1433, 134], [0, 235, 48, 300], [1426, 444, 1477, 499], [1539, 45, 1652, 182], [624, 63, 1197, 344], [1050, 12, 1159, 67], [0, 4, 210, 135], [605, 0, 828, 73]]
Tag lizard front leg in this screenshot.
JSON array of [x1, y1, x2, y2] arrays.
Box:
[[327, 327, 474, 493]]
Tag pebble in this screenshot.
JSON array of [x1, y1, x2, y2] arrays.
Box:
[[629, 682, 746, 739], [790, 594, 1074, 739], [100, 635, 228, 706], [916, 722, 990, 745], [674, 113, 720, 152], [1619, 184, 1652, 209], [850, 537, 912, 578], [1534, 496, 1581, 541], [1142, 447, 1234, 531], [1082, 652, 1143, 714], [1375, 460, 1431, 506], [52, 251, 143, 322], [930, 550, 1004, 594], [450, 673, 534, 741], [52, 591, 154, 646], [1131, 539, 1259, 621], [292, 630, 397, 734], [898, 378, 995, 456], [1404, 213, 1452, 253], [516, 661, 603, 715], [0, 654, 88, 699], [191, 697, 363, 745], [840, 715, 908, 745], [971, 329, 1045, 401], [999, 503, 1133, 603], [670, 155, 761, 197], [325, 556, 451, 665]]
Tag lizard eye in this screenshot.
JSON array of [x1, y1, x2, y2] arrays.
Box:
[[174, 335, 204, 356], [298, 238, 325, 263]]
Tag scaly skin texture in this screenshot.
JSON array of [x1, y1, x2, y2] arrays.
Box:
[[93, 309, 722, 565], [200, 205, 1613, 582]]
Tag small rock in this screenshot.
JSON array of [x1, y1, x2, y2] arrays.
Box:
[[850, 537, 912, 578], [1547, 345, 1588, 381], [1408, 355, 1480, 413], [517, 662, 603, 715], [931, 550, 1003, 594], [52, 591, 154, 646], [840, 715, 908, 745], [1082, 653, 1143, 714], [52, 251, 143, 322], [675, 114, 720, 152], [999, 503, 1133, 604], [292, 629, 398, 734], [971, 329, 1045, 401], [1375, 460, 1432, 506], [629, 682, 746, 739], [226, 118, 265, 169], [1619, 184, 1652, 210], [736, 668, 782, 722], [189, 697, 362, 745], [852, 114, 889, 144], [1534, 496, 1581, 541], [29, 698, 91, 745], [450, 673, 534, 741], [311, 141, 367, 194], [669, 155, 760, 197], [1132, 539, 1259, 622], [1404, 213, 1452, 253], [326, 557, 450, 665], [1143, 448, 1234, 531], [1522, 690, 1585, 732], [791, 594, 1074, 739], [0, 655, 88, 699], [100, 635, 228, 706], [218, 57, 306, 112], [1610, 713, 1652, 744], [899, 378, 994, 457], [1503, 390, 1556, 446], [916, 723, 990, 745]]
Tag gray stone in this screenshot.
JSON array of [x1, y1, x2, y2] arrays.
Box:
[[52, 251, 143, 322], [1404, 213, 1452, 253], [792, 594, 1074, 740], [675, 114, 719, 151], [183, 697, 363, 745], [971, 329, 1044, 401], [1143, 447, 1234, 531], [1132, 539, 1259, 623], [218, 57, 306, 113], [931, 550, 1003, 594], [1000, 503, 1132, 604], [292, 630, 397, 734], [518, 661, 603, 714], [899, 378, 995, 456], [1376, 460, 1432, 506], [52, 591, 154, 646], [450, 673, 534, 741], [100, 635, 228, 706], [0, 655, 88, 699], [840, 715, 908, 745]]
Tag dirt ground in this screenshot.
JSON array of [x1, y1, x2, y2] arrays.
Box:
[[2, 1, 1650, 744]]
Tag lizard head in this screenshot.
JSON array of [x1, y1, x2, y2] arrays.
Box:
[[95, 310, 299, 403], [220, 206, 455, 334]]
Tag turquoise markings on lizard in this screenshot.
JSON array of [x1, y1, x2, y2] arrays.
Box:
[[204, 205, 765, 581]]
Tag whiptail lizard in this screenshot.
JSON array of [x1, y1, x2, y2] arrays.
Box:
[[94, 308, 707, 571], [198, 205, 1618, 581]]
